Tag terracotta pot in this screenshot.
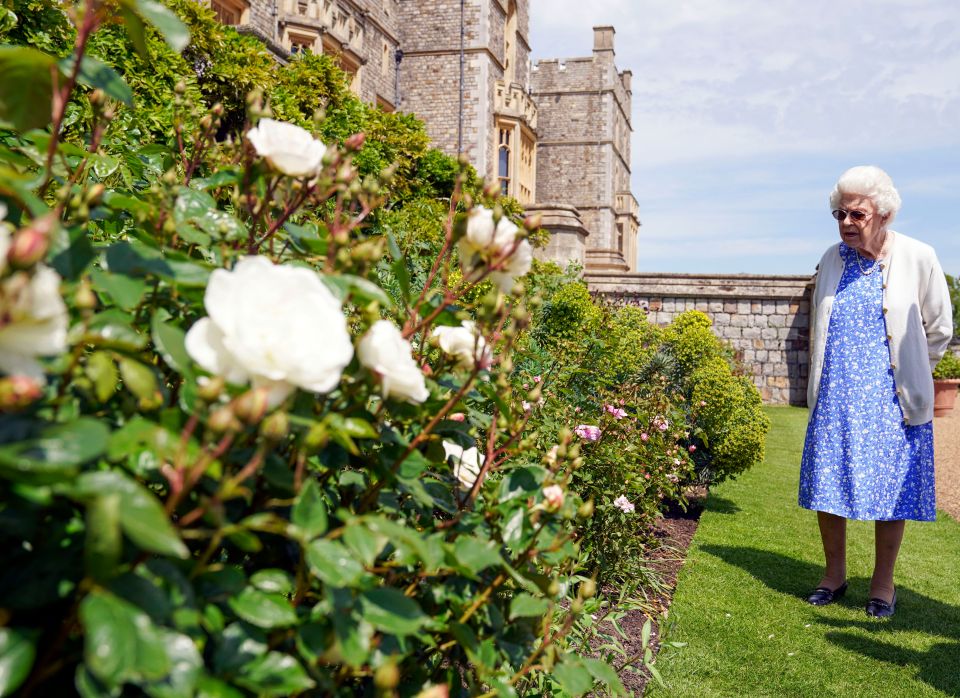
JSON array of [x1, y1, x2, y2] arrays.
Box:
[[933, 378, 960, 417]]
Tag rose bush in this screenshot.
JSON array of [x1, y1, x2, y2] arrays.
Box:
[[0, 4, 654, 696]]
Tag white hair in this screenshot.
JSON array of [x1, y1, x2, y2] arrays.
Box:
[[829, 165, 901, 222]]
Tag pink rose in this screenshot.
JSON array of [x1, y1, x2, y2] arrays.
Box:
[[574, 424, 601, 442], [640, 432, 649, 442], [542, 484, 564, 510], [689, 445, 697, 453], [604, 404, 627, 419], [449, 412, 466, 422]]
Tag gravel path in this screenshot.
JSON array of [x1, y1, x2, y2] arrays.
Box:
[[935, 407, 960, 520]]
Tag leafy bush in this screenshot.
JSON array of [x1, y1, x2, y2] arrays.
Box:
[[661, 311, 769, 484], [0, 7, 646, 697], [934, 351, 960, 379]]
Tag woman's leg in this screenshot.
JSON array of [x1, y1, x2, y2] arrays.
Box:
[[871, 520, 905, 602], [817, 511, 847, 588]]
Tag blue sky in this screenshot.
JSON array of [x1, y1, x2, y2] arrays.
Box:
[[528, 0, 960, 276]]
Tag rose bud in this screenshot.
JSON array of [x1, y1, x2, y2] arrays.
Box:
[[344, 132, 366, 151], [542, 484, 565, 511], [0, 375, 43, 412], [449, 412, 466, 422], [415, 685, 450, 698], [197, 375, 226, 403], [260, 410, 289, 443], [233, 387, 269, 424], [7, 216, 55, 269], [523, 213, 542, 231], [482, 179, 501, 199], [579, 578, 597, 599], [208, 405, 240, 434]]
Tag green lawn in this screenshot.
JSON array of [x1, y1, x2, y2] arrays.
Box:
[[647, 406, 960, 698]]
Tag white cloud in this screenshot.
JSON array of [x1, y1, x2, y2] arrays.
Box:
[[529, 0, 960, 274]]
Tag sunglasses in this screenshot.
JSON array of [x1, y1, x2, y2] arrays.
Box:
[[831, 209, 868, 222]]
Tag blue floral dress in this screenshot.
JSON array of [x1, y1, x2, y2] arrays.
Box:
[[799, 243, 935, 521]]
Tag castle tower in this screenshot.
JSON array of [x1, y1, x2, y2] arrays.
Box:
[[530, 26, 640, 271], [395, 0, 538, 205]]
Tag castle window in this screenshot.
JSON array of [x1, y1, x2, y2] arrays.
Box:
[[517, 128, 535, 204], [323, 36, 362, 95], [289, 33, 316, 55], [503, 1, 517, 85], [498, 127, 512, 196], [210, 0, 249, 25]]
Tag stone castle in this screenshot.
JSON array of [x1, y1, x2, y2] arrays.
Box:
[[207, 0, 640, 272]]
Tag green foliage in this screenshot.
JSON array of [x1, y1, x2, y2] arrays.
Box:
[[933, 351, 960, 379], [0, 8, 636, 697], [535, 280, 602, 347], [947, 273, 960, 340]]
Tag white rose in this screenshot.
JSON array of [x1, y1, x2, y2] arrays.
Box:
[[247, 118, 327, 177], [185, 256, 353, 406], [462, 206, 496, 250], [490, 237, 532, 292], [431, 320, 491, 370], [357, 320, 429, 404], [459, 207, 530, 293], [0, 266, 69, 380], [443, 440, 485, 490]]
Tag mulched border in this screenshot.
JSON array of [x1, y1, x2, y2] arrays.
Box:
[[610, 489, 706, 696]]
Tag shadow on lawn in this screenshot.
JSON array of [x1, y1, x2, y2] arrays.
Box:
[[704, 495, 741, 515], [701, 545, 960, 697]]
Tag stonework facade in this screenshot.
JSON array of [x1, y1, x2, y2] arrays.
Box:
[[587, 272, 816, 405], [205, 0, 640, 270]]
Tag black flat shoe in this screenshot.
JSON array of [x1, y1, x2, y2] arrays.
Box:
[[866, 591, 897, 618], [806, 581, 848, 606]]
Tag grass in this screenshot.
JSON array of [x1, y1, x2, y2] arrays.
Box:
[[647, 406, 960, 697]]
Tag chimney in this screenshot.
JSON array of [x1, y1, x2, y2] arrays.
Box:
[[593, 26, 615, 59]]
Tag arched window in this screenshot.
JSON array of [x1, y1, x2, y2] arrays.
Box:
[[498, 126, 512, 196]]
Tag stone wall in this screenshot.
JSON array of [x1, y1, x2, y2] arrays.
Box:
[[587, 272, 815, 405]]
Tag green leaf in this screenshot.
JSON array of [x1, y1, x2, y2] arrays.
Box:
[[331, 615, 373, 668], [249, 569, 294, 595], [58, 55, 133, 106], [91, 269, 148, 311], [119, 357, 162, 407], [292, 480, 328, 539], [151, 316, 192, 376], [581, 657, 626, 695], [508, 593, 550, 620], [450, 536, 502, 577], [118, 7, 150, 60], [143, 629, 202, 698], [0, 46, 55, 132], [0, 628, 37, 698], [195, 675, 244, 698], [126, 0, 190, 53], [80, 589, 171, 688], [74, 470, 189, 559], [0, 418, 109, 484], [235, 653, 314, 697], [85, 492, 122, 582], [85, 351, 119, 403], [306, 539, 364, 586], [552, 657, 594, 696], [49, 224, 95, 280], [228, 588, 297, 629], [321, 274, 393, 307], [85, 309, 147, 351], [173, 189, 244, 241], [359, 588, 427, 636], [342, 522, 387, 566]]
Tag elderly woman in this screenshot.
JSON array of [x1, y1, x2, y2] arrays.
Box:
[[799, 166, 953, 618]]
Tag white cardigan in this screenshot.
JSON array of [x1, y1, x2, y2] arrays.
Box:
[[808, 231, 953, 425]]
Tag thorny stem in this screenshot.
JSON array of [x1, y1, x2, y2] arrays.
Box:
[[42, 0, 101, 192]]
